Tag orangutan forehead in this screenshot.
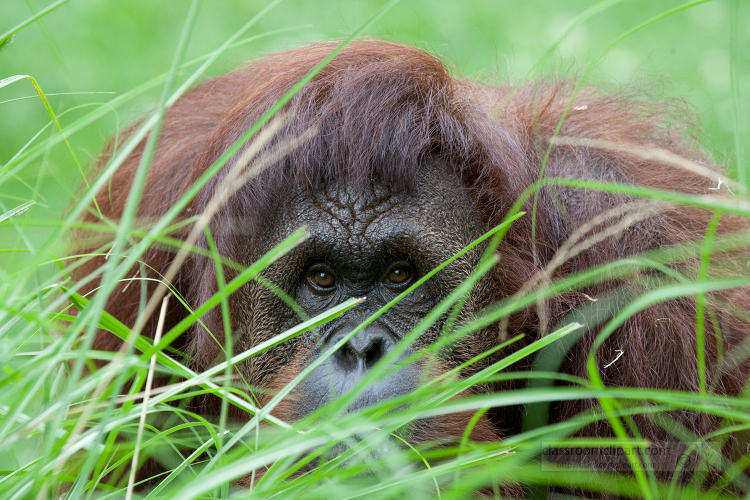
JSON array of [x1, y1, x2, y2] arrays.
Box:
[[314, 180, 407, 217], [269, 163, 482, 265], [287, 160, 474, 230]]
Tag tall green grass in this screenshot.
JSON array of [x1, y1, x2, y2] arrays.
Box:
[[1, 1, 749, 499]]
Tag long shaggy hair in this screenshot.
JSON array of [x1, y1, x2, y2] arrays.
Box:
[[74, 40, 750, 476]]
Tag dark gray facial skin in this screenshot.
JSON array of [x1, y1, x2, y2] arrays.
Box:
[[233, 161, 490, 422]]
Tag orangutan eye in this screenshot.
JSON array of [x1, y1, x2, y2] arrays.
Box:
[[307, 269, 336, 288], [385, 266, 413, 286]]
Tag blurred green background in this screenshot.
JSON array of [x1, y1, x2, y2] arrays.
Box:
[[0, 0, 748, 244]]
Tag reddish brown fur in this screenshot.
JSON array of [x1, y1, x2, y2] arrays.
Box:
[[73, 40, 750, 492]]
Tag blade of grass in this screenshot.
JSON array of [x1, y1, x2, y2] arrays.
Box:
[[0, 0, 73, 46]]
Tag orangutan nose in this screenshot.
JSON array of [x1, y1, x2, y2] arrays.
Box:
[[332, 327, 393, 372], [297, 323, 418, 418]]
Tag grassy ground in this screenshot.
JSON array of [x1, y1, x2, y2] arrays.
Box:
[[1, 0, 749, 498]]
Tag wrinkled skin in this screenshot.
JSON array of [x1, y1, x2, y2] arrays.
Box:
[[230, 162, 492, 424]]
